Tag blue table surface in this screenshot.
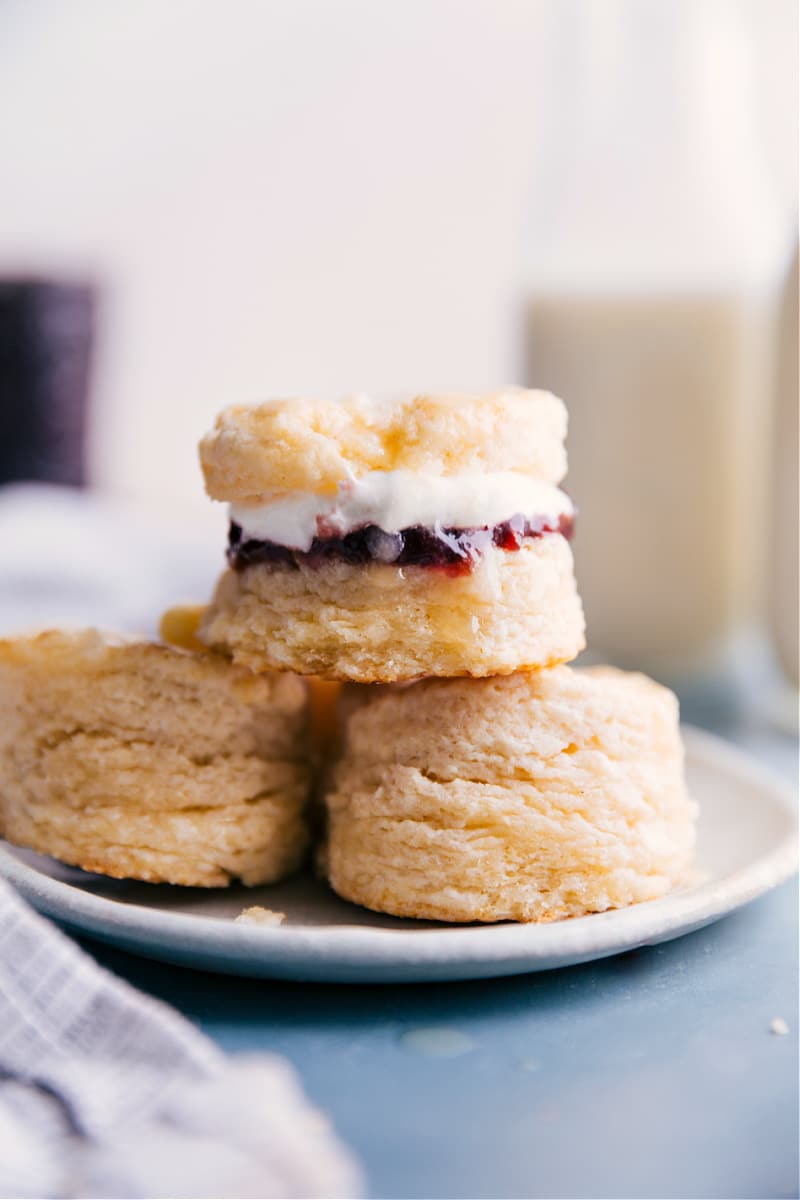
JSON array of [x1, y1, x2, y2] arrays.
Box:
[[77, 719, 799, 1200]]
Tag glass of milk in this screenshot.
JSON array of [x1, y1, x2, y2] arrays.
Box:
[[519, 1, 795, 700]]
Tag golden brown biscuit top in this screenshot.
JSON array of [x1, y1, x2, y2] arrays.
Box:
[[0, 628, 307, 760], [338, 665, 680, 772], [199, 389, 568, 503]]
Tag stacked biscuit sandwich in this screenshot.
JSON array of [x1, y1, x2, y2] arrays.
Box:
[[0, 390, 696, 922]]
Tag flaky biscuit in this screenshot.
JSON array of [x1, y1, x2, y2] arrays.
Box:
[[325, 666, 696, 922], [159, 605, 343, 762], [0, 629, 310, 886], [199, 389, 567, 502], [200, 537, 585, 682]]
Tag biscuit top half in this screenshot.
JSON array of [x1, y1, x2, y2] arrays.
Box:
[[337, 666, 683, 775], [199, 389, 568, 503], [0, 629, 306, 760]]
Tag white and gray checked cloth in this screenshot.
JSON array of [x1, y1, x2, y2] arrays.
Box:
[[0, 875, 362, 1199]]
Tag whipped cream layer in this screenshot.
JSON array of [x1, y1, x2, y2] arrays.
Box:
[[230, 470, 573, 552]]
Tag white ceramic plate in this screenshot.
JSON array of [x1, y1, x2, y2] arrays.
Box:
[[1, 727, 796, 983]]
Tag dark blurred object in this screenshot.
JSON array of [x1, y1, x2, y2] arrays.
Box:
[[0, 280, 94, 486]]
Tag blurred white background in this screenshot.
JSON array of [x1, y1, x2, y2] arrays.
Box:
[[0, 0, 795, 506]]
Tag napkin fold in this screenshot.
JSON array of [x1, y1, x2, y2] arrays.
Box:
[[0, 875, 362, 1199]]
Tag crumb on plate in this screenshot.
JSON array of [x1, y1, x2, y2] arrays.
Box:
[[236, 906, 286, 927]]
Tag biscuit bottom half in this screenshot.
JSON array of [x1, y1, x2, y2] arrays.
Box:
[[325, 666, 696, 923], [200, 535, 585, 682], [0, 630, 310, 887]]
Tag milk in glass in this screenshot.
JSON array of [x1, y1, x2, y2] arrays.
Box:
[[520, 2, 790, 685]]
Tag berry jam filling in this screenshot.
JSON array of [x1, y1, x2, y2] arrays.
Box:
[[228, 512, 574, 575]]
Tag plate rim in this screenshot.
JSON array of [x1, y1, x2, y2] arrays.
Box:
[[1, 726, 797, 973]]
